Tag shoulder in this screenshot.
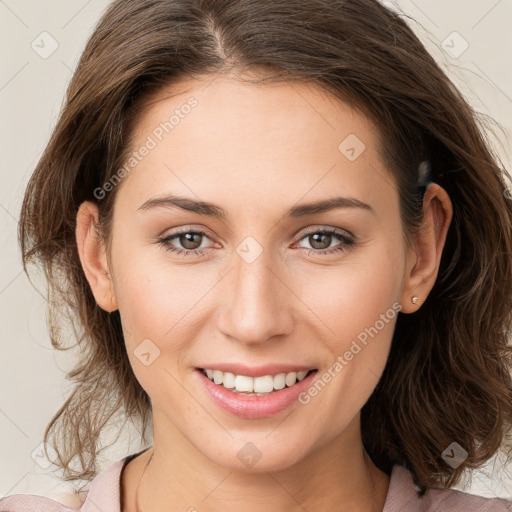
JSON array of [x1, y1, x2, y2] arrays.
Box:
[[384, 464, 512, 512], [421, 485, 512, 511], [0, 447, 150, 512], [0, 493, 82, 512]]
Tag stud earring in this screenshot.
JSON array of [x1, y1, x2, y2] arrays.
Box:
[[411, 296, 419, 304]]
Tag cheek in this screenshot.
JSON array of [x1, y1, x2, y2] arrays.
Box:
[[112, 255, 208, 405], [109, 242, 207, 364], [294, 237, 403, 422], [110, 216, 211, 324], [298, 235, 403, 344]]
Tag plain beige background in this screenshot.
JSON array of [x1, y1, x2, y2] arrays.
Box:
[[1, 0, 511, 503]]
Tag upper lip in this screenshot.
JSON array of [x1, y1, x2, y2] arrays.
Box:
[[197, 363, 317, 378]]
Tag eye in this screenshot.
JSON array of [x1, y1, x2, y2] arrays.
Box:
[[294, 228, 357, 256], [157, 228, 214, 257], [156, 227, 357, 258]]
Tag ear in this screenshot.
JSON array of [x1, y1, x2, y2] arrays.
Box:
[[75, 201, 118, 312], [399, 182, 453, 313]]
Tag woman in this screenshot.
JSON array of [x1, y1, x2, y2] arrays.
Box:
[[2, 0, 512, 511]]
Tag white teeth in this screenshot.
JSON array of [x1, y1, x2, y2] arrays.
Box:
[[297, 370, 308, 381], [213, 370, 223, 385], [202, 368, 314, 393], [253, 375, 274, 393], [222, 372, 236, 389], [235, 375, 253, 392], [285, 372, 297, 387], [273, 373, 286, 390]]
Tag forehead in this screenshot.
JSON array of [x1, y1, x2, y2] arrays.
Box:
[[115, 74, 398, 221], [134, 73, 376, 148]]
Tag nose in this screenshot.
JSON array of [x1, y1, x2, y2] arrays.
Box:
[[216, 247, 296, 347]]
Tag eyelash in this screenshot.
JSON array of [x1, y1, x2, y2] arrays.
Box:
[[156, 227, 357, 258]]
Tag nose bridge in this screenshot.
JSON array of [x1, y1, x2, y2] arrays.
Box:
[[217, 239, 294, 345]]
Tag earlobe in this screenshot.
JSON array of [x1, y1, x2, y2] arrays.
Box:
[[399, 183, 453, 313], [75, 201, 118, 312]]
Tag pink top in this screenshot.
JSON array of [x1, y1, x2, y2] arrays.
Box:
[[1, 449, 512, 511]]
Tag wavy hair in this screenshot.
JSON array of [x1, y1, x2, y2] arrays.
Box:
[[19, 0, 512, 493]]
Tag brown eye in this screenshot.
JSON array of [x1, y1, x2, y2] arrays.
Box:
[[308, 232, 333, 250], [296, 228, 357, 256], [157, 229, 213, 257], [178, 232, 203, 250]]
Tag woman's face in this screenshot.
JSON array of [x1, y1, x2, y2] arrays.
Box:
[[91, 74, 421, 471]]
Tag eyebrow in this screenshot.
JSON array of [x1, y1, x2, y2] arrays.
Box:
[[137, 194, 376, 219]]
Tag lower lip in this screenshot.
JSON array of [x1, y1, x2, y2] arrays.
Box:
[[195, 369, 318, 419]]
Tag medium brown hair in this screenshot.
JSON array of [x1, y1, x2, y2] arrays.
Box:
[[19, 0, 512, 494]]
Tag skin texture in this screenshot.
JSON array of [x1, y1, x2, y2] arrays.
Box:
[[75, 74, 453, 512]]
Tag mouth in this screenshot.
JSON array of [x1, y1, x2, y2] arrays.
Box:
[[195, 366, 319, 418], [198, 367, 318, 396]]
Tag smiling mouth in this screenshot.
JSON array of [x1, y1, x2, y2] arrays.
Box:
[[199, 368, 318, 396]]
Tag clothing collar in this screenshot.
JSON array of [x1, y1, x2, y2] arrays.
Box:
[[80, 447, 150, 512], [81, 450, 419, 512]]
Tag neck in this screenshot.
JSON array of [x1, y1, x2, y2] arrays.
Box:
[[123, 412, 390, 512]]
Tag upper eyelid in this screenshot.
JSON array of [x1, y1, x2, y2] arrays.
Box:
[[298, 226, 354, 237], [160, 226, 215, 240]]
